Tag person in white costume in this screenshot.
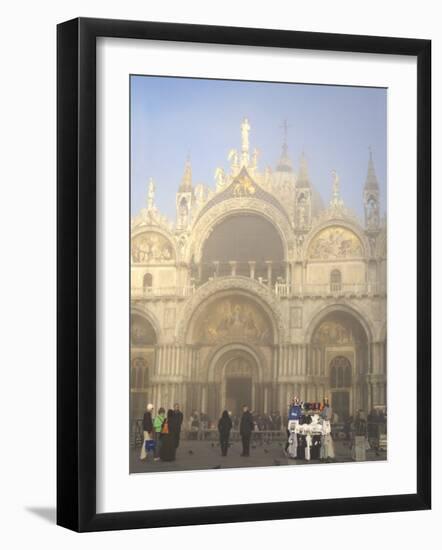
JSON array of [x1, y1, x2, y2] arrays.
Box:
[[140, 403, 154, 461]]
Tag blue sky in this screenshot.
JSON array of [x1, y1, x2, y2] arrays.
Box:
[[131, 76, 386, 221]]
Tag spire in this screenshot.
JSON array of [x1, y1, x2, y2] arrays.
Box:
[[365, 147, 379, 190], [330, 170, 344, 208], [276, 119, 292, 172], [296, 151, 310, 187], [179, 155, 192, 192]]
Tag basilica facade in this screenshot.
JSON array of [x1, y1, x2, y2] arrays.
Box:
[[130, 119, 387, 423]]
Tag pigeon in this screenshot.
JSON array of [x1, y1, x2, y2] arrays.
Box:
[[211, 443, 215, 448], [264, 448, 269, 454], [212, 465, 221, 469], [188, 450, 194, 455], [273, 459, 282, 466]]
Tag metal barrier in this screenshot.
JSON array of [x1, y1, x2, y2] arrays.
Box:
[[130, 422, 285, 448]]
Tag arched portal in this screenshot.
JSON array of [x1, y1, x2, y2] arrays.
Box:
[[205, 345, 264, 419], [199, 213, 285, 284], [130, 313, 157, 419], [310, 310, 369, 419]]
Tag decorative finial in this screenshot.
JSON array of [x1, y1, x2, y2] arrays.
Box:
[[241, 117, 251, 153], [179, 156, 193, 191], [365, 146, 379, 190], [147, 177, 155, 210], [276, 119, 293, 172], [281, 119, 291, 147]]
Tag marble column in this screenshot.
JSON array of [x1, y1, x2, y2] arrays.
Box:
[[248, 260, 256, 279], [266, 261, 273, 287]]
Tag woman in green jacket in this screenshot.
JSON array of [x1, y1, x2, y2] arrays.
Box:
[[153, 407, 166, 461]]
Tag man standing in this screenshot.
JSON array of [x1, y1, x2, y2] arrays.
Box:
[[240, 405, 254, 457], [173, 403, 184, 449]]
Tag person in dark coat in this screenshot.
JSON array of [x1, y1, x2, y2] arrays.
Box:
[[173, 403, 184, 449], [218, 410, 233, 456], [160, 409, 178, 461], [239, 405, 254, 457]]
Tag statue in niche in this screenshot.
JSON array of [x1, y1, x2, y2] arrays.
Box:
[[297, 194, 307, 226], [214, 167, 224, 189], [179, 198, 189, 227], [228, 149, 239, 172], [367, 197, 379, 229]]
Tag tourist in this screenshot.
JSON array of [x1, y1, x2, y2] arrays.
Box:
[[320, 399, 333, 422], [218, 410, 233, 456], [140, 403, 154, 461], [173, 403, 184, 449], [190, 411, 200, 440], [160, 409, 177, 461], [153, 407, 166, 461], [240, 405, 254, 457]]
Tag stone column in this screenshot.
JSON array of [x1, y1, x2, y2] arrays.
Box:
[[213, 261, 219, 278], [248, 260, 256, 279], [229, 261, 237, 277], [201, 385, 207, 413], [264, 387, 269, 414], [266, 261, 273, 287], [285, 261, 290, 285]]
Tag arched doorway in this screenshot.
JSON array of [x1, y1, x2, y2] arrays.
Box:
[[310, 309, 369, 418], [329, 355, 352, 420], [130, 312, 157, 419], [188, 291, 276, 419], [208, 346, 262, 418], [224, 354, 254, 414]]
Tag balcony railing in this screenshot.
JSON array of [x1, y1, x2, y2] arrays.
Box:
[[132, 285, 195, 299], [132, 281, 385, 301], [275, 282, 385, 297]]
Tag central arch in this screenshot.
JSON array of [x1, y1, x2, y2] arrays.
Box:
[[200, 213, 285, 283], [204, 344, 264, 418]]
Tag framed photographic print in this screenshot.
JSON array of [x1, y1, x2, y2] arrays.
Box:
[[57, 18, 431, 532]]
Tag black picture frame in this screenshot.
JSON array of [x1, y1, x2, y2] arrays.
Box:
[[57, 17, 431, 532]]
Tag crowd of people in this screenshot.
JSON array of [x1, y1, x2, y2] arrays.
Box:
[[186, 410, 284, 439], [139, 398, 387, 464], [140, 403, 184, 462], [139, 403, 267, 462]]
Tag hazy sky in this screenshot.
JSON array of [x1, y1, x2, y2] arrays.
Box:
[[131, 76, 386, 221]]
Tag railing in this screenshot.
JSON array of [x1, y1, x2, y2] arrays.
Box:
[[132, 281, 385, 301], [132, 286, 195, 299], [130, 421, 285, 448], [275, 282, 385, 298]]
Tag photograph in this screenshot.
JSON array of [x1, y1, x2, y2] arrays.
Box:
[[129, 76, 387, 473]]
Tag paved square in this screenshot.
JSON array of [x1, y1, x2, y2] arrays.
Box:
[[130, 438, 386, 474]]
